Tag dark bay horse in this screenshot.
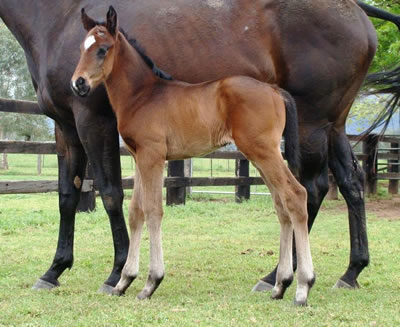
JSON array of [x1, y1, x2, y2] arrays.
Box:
[[71, 7, 315, 305], [0, 0, 376, 293]]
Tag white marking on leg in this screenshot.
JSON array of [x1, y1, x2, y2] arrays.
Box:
[[84, 35, 96, 50], [271, 195, 294, 299], [114, 174, 144, 294], [147, 217, 164, 280]]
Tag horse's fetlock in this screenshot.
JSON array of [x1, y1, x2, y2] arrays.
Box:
[[122, 269, 138, 281], [149, 270, 165, 284], [282, 276, 294, 289], [54, 254, 74, 269]]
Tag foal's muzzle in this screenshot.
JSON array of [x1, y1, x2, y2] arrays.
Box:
[[71, 77, 91, 97]]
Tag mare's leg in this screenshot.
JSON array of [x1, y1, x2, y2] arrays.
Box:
[[135, 151, 165, 300], [251, 149, 315, 305], [75, 105, 129, 293], [328, 129, 368, 288], [33, 123, 87, 289], [253, 125, 329, 292], [113, 170, 145, 295]]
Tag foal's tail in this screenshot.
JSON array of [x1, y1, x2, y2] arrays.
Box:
[[280, 89, 301, 176]]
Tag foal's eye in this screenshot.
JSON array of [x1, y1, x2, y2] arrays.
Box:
[[97, 47, 108, 58]]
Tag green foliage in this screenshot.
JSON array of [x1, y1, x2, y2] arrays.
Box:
[[365, 1, 400, 72], [0, 21, 53, 141]]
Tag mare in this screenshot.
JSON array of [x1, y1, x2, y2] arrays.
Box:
[[0, 0, 376, 294], [71, 7, 315, 305]]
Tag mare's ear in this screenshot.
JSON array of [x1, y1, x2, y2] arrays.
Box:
[[106, 6, 118, 37], [81, 8, 97, 31]]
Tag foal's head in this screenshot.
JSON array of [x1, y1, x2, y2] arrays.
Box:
[[71, 6, 119, 97]]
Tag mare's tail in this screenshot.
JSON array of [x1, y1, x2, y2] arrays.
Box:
[[280, 89, 301, 176]]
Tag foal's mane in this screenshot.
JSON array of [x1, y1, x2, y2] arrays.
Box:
[[119, 28, 173, 81], [93, 21, 173, 81]]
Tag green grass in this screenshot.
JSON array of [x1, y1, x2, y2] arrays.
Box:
[[1, 191, 400, 326], [1, 155, 400, 326]]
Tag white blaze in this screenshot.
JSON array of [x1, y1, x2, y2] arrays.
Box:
[[84, 35, 96, 50]]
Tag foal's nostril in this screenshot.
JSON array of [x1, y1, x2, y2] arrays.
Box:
[[77, 77, 85, 86], [71, 77, 90, 97]]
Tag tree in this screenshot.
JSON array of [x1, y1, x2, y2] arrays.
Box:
[[0, 21, 53, 142], [363, 1, 400, 72]]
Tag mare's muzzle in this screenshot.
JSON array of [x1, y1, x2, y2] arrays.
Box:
[[71, 77, 91, 97]]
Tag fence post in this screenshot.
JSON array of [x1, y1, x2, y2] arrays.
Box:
[[37, 154, 42, 175], [389, 142, 399, 195], [166, 160, 186, 206], [77, 162, 96, 212], [235, 159, 250, 202], [362, 134, 378, 196], [184, 159, 192, 196]]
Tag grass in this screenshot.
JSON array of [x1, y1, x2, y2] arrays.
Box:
[[1, 155, 400, 326]]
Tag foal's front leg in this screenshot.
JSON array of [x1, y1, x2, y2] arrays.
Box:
[[113, 170, 145, 296], [135, 152, 166, 300]]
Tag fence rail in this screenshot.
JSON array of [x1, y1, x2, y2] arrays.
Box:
[[1, 98, 400, 208]]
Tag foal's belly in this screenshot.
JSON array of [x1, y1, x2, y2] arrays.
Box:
[[165, 122, 233, 160], [166, 135, 232, 161]]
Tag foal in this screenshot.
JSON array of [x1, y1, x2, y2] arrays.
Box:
[[71, 7, 315, 306]]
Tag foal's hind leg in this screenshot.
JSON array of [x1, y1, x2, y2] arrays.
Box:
[[253, 126, 330, 292], [113, 171, 145, 296], [269, 193, 294, 300], [251, 151, 315, 305]]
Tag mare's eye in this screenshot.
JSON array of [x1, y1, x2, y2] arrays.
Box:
[[97, 47, 108, 58]]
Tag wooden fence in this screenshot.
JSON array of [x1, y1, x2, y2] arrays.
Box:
[[1, 98, 400, 209]]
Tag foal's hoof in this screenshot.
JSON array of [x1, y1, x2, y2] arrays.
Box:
[[137, 290, 152, 300], [32, 279, 59, 291], [293, 298, 308, 307], [110, 288, 124, 296], [98, 283, 115, 295], [251, 280, 274, 293], [333, 279, 360, 289]]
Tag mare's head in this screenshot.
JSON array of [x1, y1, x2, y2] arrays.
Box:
[[71, 6, 119, 97]]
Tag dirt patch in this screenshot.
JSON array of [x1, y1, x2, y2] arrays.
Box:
[[365, 196, 400, 220], [322, 196, 400, 221]]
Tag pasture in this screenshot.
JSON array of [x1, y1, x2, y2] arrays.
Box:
[[1, 154, 400, 326]]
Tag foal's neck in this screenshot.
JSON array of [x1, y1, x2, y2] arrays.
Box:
[[105, 33, 159, 115]]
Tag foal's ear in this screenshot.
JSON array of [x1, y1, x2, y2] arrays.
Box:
[[81, 8, 97, 31], [106, 6, 118, 37]]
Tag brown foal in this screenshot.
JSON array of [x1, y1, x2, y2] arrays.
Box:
[[71, 7, 315, 305]]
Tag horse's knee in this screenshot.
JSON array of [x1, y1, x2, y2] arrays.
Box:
[[336, 163, 365, 202], [100, 187, 124, 217], [143, 206, 164, 222]]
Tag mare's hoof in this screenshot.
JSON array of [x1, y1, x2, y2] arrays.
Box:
[[333, 279, 360, 289], [251, 280, 274, 293], [98, 283, 115, 295], [32, 279, 59, 290]]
